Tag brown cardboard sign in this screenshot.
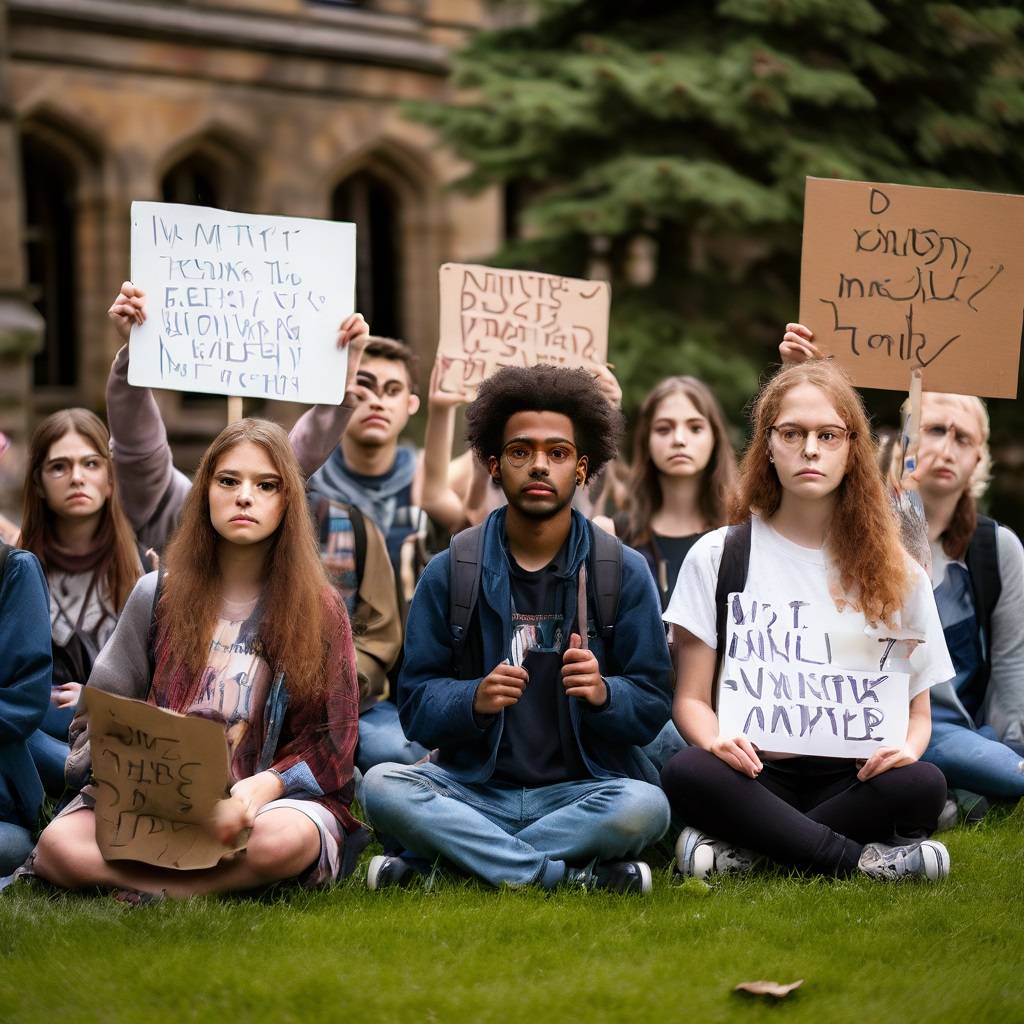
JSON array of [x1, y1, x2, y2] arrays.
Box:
[[436, 263, 609, 395], [85, 688, 245, 870], [799, 177, 1024, 398]]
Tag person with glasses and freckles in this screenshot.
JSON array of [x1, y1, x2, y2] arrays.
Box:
[[783, 324, 1024, 814], [362, 365, 673, 894], [660, 360, 955, 883]]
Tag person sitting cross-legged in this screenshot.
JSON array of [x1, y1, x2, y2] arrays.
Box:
[[361, 366, 673, 894]]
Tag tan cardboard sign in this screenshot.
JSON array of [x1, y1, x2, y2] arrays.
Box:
[[799, 177, 1024, 398], [436, 263, 609, 395], [85, 688, 245, 870]]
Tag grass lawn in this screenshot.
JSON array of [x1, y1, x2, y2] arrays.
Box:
[[1, 803, 1021, 1024]]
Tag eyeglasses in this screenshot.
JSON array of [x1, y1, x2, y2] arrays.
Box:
[[768, 425, 855, 451], [501, 440, 578, 469], [920, 422, 978, 451]]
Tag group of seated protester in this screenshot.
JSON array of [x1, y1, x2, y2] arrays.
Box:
[[0, 287, 1020, 899]]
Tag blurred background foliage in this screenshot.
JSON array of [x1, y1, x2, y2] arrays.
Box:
[[409, 0, 1024, 527]]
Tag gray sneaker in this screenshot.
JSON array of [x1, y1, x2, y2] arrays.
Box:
[[935, 799, 959, 834], [675, 826, 763, 880], [857, 840, 950, 882]]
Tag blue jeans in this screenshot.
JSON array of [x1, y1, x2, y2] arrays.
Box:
[[0, 821, 34, 876], [356, 701, 429, 774], [642, 719, 686, 772], [27, 700, 73, 797], [923, 708, 1024, 800], [362, 761, 670, 888]]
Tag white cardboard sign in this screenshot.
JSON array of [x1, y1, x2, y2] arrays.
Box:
[[128, 201, 355, 404], [716, 593, 911, 758]]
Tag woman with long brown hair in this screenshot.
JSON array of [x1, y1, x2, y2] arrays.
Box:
[[660, 361, 955, 883], [19, 409, 142, 795], [611, 376, 737, 608], [29, 419, 362, 898]]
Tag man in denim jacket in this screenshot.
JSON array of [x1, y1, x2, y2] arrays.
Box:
[[363, 365, 672, 893]]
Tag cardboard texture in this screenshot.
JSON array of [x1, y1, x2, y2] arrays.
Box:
[[799, 177, 1024, 399], [436, 263, 609, 395], [84, 688, 245, 870], [128, 201, 355, 405], [716, 594, 912, 759]]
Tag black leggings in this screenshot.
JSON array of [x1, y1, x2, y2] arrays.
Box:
[[660, 748, 947, 876]]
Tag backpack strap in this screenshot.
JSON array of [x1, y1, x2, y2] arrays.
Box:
[[713, 520, 753, 710], [588, 521, 622, 642], [965, 514, 1002, 682], [146, 565, 166, 687], [0, 541, 9, 587], [448, 524, 485, 676], [349, 502, 369, 585]]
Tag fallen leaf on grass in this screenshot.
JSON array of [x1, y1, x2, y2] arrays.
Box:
[[733, 979, 804, 999]]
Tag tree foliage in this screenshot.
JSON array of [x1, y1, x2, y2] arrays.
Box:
[[410, 0, 1024, 520]]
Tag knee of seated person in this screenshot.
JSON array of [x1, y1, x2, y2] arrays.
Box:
[[245, 817, 314, 876], [32, 823, 87, 886], [604, 782, 671, 844], [660, 745, 717, 791]]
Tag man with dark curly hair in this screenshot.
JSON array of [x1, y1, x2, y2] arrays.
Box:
[[363, 365, 673, 894]]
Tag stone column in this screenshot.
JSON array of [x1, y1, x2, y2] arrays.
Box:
[[0, 4, 45, 520]]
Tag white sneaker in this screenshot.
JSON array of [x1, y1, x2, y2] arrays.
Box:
[[675, 826, 762, 880], [857, 840, 950, 882]]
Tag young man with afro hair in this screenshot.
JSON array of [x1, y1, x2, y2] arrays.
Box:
[[363, 365, 673, 893]]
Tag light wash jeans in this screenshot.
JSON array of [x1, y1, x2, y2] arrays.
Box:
[[356, 701, 429, 774], [923, 706, 1024, 800], [0, 821, 34, 876], [362, 761, 670, 888], [641, 719, 686, 772]]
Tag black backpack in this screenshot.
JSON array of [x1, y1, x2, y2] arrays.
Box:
[[447, 521, 623, 677], [712, 520, 753, 709], [964, 514, 1002, 692]]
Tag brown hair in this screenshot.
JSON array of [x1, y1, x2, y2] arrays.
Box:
[[159, 418, 342, 707], [20, 408, 141, 611], [736, 362, 910, 627], [622, 376, 737, 547], [364, 336, 420, 393]]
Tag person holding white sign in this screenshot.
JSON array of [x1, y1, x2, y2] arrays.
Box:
[[660, 361, 955, 882], [29, 419, 363, 898], [783, 326, 1024, 812]]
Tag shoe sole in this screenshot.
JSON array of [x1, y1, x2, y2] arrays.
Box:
[[674, 827, 708, 879], [635, 861, 653, 895], [920, 841, 950, 881], [365, 854, 388, 891]]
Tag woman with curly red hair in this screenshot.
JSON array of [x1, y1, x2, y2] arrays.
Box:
[[30, 419, 362, 898], [660, 361, 954, 883]]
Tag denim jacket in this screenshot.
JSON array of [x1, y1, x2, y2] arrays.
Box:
[[397, 508, 672, 785]]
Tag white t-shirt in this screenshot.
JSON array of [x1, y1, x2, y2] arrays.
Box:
[[664, 516, 954, 703]]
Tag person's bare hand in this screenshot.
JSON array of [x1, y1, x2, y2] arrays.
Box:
[[51, 682, 82, 710], [474, 660, 528, 715], [208, 794, 256, 846], [428, 359, 472, 410], [591, 364, 622, 408], [562, 633, 607, 706], [857, 745, 916, 781], [108, 282, 146, 343], [338, 313, 370, 395], [709, 734, 763, 778], [779, 323, 822, 365]]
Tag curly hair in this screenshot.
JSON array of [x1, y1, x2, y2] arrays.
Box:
[[734, 361, 911, 627], [465, 365, 623, 483], [622, 376, 737, 547]]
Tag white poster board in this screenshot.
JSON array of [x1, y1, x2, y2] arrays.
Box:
[[128, 201, 355, 405], [716, 593, 911, 758]]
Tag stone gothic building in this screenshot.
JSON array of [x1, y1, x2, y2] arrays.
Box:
[[0, 0, 501, 511]]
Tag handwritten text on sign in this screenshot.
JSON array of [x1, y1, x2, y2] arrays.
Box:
[[128, 201, 355, 404], [716, 594, 911, 758], [436, 263, 609, 394], [85, 688, 245, 870], [799, 178, 1024, 399]]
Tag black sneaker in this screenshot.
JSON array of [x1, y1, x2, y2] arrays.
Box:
[[566, 860, 653, 895], [366, 854, 416, 891]]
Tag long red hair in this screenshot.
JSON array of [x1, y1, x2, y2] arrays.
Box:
[[735, 362, 910, 626], [20, 408, 141, 611], [159, 418, 343, 706]]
